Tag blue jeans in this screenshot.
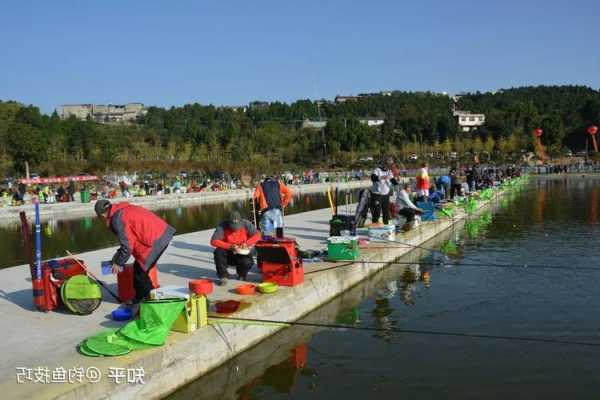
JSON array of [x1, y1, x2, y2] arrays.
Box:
[[260, 208, 284, 236]]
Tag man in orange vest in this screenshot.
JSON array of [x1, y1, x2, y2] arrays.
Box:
[[253, 176, 293, 237]]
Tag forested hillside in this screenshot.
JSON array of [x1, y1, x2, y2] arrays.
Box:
[[0, 85, 598, 176]]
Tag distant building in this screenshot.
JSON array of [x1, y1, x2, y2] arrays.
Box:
[[249, 101, 270, 110], [221, 105, 248, 113], [334, 96, 360, 104], [301, 119, 328, 130], [59, 103, 146, 123], [358, 117, 385, 127], [454, 110, 485, 132], [358, 91, 394, 98]]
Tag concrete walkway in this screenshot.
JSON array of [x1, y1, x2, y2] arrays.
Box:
[[0, 188, 506, 400], [0, 180, 369, 224]]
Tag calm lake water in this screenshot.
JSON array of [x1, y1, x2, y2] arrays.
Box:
[[168, 176, 600, 400], [2, 190, 358, 269]]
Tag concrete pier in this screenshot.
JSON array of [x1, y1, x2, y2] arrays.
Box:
[[0, 187, 506, 400], [0, 181, 369, 224]]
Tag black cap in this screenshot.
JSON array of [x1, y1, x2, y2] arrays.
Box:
[[227, 210, 243, 230], [94, 199, 111, 216]]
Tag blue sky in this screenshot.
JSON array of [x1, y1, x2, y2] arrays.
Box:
[[1, 0, 599, 113]]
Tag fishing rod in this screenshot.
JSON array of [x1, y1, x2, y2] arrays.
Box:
[[209, 315, 600, 348], [304, 260, 596, 276], [371, 237, 447, 256]]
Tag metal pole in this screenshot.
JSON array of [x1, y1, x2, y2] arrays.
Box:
[[34, 200, 41, 280]]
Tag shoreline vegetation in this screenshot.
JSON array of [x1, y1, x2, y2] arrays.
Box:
[[1, 85, 599, 177]]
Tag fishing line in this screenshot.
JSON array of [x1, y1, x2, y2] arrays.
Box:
[[209, 315, 600, 348], [306, 250, 597, 274], [305, 260, 597, 276]]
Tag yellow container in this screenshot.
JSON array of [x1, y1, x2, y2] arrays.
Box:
[[171, 297, 198, 333], [195, 295, 208, 328]]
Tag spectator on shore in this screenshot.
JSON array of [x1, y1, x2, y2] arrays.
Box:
[[68, 180, 76, 202], [18, 182, 26, 203]]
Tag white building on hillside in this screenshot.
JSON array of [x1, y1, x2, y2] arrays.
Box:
[[454, 110, 485, 132], [301, 119, 328, 130], [358, 117, 385, 127], [59, 103, 147, 123]]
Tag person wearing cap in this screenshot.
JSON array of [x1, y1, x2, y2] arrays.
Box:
[[210, 211, 261, 285], [370, 163, 393, 225], [94, 199, 176, 302], [253, 176, 293, 237]]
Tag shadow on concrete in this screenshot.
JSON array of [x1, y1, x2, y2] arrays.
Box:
[[159, 263, 217, 280], [288, 233, 327, 243], [170, 253, 215, 266], [308, 220, 330, 226], [99, 316, 129, 329], [0, 288, 36, 311], [171, 241, 215, 253], [284, 227, 328, 234]]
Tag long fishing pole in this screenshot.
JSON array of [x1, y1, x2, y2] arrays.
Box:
[[305, 260, 596, 275], [209, 315, 600, 348]]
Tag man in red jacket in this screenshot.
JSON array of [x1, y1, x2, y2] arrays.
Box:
[[94, 200, 176, 302], [210, 210, 261, 285]]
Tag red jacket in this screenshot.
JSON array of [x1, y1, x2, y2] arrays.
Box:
[[210, 219, 261, 250], [108, 202, 175, 269]]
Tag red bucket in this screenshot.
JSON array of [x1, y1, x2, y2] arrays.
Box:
[[189, 279, 214, 295], [117, 264, 159, 303]]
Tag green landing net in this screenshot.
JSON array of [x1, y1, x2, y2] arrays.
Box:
[[78, 298, 186, 357], [118, 299, 186, 346]]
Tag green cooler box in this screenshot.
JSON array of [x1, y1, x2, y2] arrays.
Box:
[[327, 236, 360, 261]]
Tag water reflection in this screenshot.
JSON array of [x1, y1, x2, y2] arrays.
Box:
[[236, 344, 308, 398], [589, 188, 598, 225]]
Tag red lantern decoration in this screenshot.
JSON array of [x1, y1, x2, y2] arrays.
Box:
[[587, 125, 599, 153], [532, 128, 545, 162]]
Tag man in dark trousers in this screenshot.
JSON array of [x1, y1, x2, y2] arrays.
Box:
[[210, 211, 261, 285], [253, 176, 292, 237], [94, 200, 175, 302], [68, 180, 76, 201]]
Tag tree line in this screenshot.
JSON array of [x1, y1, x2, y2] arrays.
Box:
[[0, 85, 598, 177]]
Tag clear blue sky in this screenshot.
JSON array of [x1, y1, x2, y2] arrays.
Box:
[[1, 0, 599, 113]]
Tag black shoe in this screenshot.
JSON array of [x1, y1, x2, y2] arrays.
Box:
[[238, 274, 247, 281]]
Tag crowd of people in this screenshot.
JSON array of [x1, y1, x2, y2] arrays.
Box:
[[357, 161, 523, 232], [0, 170, 370, 207]]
